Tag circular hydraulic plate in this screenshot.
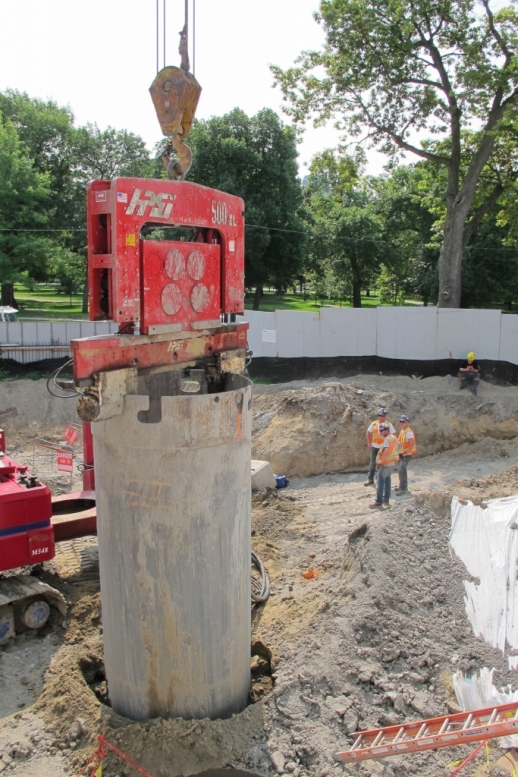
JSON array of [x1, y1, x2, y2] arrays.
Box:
[[162, 283, 182, 315], [146, 252, 163, 278], [165, 249, 185, 280], [22, 599, 51, 629], [187, 249, 205, 280], [191, 283, 210, 313]]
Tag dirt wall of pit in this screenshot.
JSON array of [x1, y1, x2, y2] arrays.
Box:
[[0, 379, 79, 436], [252, 374, 518, 477]]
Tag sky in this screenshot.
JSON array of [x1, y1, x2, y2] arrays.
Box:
[[0, 0, 379, 175]]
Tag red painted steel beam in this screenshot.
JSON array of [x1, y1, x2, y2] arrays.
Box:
[[71, 323, 248, 381]]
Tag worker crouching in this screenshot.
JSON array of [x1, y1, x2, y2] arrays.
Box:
[[458, 351, 481, 395], [395, 415, 417, 495], [369, 423, 400, 509]]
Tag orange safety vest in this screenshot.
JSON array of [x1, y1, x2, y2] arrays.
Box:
[[398, 427, 417, 456], [371, 420, 394, 447], [376, 435, 400, 466]]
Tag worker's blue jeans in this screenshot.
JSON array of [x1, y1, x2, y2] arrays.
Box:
[[367, 446, 380, 481], [376, 465, 393, 504], [398, 455, 410, 490]]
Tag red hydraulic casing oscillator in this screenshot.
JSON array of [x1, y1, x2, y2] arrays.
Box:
[[87, 178, 245, 334]]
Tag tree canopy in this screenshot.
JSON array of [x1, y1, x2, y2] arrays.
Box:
[[0, 91, 158, 308], [305, 150, 382, 307], [2, 87, 518, 314], [273, 0, 518, 308], [0, 114, 54, 304], [186, 108, 307, 307]]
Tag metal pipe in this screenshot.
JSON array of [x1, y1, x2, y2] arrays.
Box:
[[92, 372, 252, 721]]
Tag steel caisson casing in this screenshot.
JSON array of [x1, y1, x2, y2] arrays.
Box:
[[92, 374, 251, 721]]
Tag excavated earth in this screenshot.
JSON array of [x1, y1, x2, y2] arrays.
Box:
[[251, 374, 518, 477], [1, 375, 518, 777]]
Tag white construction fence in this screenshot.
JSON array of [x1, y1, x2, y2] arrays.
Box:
[[0, 307, 517, 365], [244, 307, 518, 365], [0, 321, 119, 364]]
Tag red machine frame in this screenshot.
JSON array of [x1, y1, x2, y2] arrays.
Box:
[[73, 178, 248, 382], [87, 177, 244, 331]]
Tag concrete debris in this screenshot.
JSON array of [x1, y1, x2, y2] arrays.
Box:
[[252, 459, 277, 491]]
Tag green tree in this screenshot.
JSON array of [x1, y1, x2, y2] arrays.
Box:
[[461, 218, 518, 308], [73, 123, 153, 182], [0, 116, 54, 304], [373, 166, 439, 305], [0, 91, 89, 310], [1, 92, 156, 313], [273, 0, 518, 308], [186, 108, 306, 309], [306, 151, 382, 307], [0, 90, 82, 246]]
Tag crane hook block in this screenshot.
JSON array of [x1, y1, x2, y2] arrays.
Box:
[[149, 67, 202, 140]]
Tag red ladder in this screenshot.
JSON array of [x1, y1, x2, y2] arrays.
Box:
[[335, 701, 518, 764]]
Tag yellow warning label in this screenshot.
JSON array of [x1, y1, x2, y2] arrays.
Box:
[[126, 234, 136, 247]]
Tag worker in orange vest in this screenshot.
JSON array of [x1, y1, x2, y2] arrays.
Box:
[[365, 408, 396, 486], [395, 415, 417, 495], [369, 423, 400, 509]]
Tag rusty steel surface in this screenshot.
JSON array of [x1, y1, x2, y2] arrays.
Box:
[[92, 373, 252, 721], [87, 178, 244, 331], [149, 65, 202, 180], [51, 491, 96, 542], [149, 66, 201, 139], [71, 323, 248, 382]]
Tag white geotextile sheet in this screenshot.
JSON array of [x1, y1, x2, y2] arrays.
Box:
[[449, 494, 518, 653], [453, 668, 518, 748]]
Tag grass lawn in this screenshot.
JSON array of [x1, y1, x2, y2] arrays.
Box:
[[14, 284, 87, 321], [244, 290, 422, 312]]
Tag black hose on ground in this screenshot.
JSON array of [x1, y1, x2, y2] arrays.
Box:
[[251, 550, 270, 609]]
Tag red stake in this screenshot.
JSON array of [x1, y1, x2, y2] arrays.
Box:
[[450, 741, 488, 776]]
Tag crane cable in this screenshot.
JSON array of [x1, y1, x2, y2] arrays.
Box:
[[156, 0, 195, 73]]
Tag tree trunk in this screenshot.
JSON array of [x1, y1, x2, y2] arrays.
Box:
[[253, 285, 263, 311], [352, 281, 362, 308], [349, 254, 362, 308], [437, 104, 509, 307], [437, 204, 465, 308], [1, 283, 17, 308]]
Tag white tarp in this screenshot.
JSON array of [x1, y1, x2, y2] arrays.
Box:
[[453, 668, 518, 748], [449, 494, 518, 653]]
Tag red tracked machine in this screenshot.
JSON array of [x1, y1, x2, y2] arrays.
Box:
[[0, 428, 95, 643]]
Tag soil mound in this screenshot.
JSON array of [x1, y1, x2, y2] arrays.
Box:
[[252, 376, 518, 477]]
